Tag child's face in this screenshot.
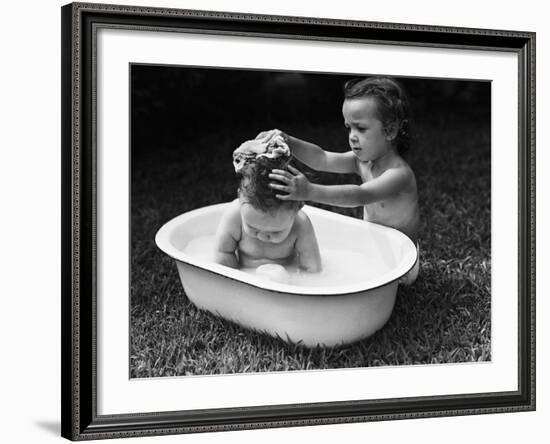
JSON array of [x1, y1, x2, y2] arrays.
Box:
[[240, 201, 296, 243], [342, 97, 396, 162]]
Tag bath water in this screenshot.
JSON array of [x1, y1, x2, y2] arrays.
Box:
[[183, 235, 390, 288]]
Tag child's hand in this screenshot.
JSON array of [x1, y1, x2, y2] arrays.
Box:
[[269, 165, 311, 201], [255, 128, 288, 144]]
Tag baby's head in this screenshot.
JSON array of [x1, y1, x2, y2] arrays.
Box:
[[234, 139, 302, 243], [343, 76, 411, 155]]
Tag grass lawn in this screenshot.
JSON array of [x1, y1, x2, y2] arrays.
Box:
[[130, 118, 491, 378]]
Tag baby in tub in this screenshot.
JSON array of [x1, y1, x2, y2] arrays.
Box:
[[214, 134, 322, 283]]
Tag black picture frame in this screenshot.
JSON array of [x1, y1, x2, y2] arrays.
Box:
[[61, 2, 536, 440]]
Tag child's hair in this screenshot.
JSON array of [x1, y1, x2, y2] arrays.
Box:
[[238, 156, 303, 213], [344, 76, 412, 155]]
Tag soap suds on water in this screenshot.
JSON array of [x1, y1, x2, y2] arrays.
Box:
[[183, 235, 390, 288]]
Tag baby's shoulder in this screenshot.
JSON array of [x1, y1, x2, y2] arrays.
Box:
[[227, 198, 241, 211], [293, 210, 314, 233], [221, 199, 240, 217], [292, 211, 319, 247], [217, 200, 243, 234]]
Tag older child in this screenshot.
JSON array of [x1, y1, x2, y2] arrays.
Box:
[[264, 76, 420, 283], [214, 135, 322, 280]]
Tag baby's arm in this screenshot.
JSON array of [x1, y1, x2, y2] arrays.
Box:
[[273, 165, 413, 208], [213, 201, 241, 268], [294, 212, 322, 272]]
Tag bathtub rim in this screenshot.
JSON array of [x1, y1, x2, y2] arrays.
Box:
[[155, 203, 418, 296]]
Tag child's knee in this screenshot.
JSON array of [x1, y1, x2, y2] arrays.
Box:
[[399, 244, 420, 286]]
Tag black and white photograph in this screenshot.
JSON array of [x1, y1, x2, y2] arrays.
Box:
[[130, 65, 491, 378], [54, 2, 537, 441], [3, 0, 546, 442]]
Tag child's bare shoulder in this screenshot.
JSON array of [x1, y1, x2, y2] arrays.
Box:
[[386, 157, 416, 183], [293, 209, 315, 234], [217, 199, 242, 237]]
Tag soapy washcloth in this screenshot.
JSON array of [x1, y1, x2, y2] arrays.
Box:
[[233, 134, 290, 173]]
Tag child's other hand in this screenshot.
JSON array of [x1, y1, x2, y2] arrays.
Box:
[[256, 128, 288, 144], [269, 165, 311, 201]]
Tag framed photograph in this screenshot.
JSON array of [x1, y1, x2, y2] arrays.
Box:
[[61, 2, 535, 440]]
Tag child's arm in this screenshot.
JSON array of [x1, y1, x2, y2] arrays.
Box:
[[294, 212, 322, 272], [213, 202, 241, 268], [287, 135, 358, 174], [271, 165, 413, 208], [257, 129, 357, 174]]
